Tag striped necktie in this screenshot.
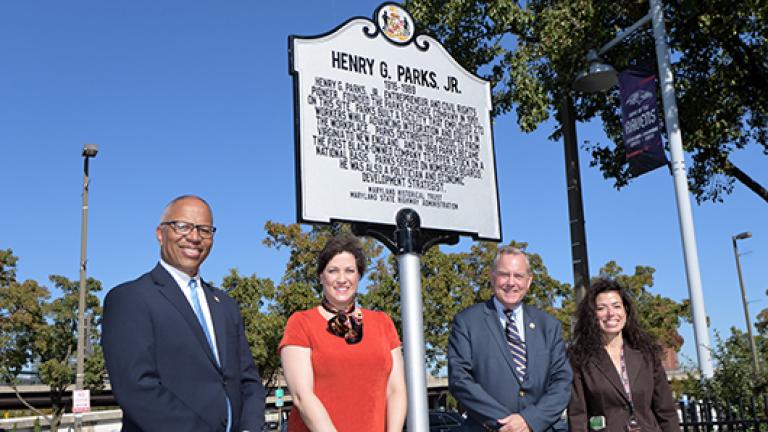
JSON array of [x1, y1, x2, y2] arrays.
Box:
[[504, 309, 527, 380]]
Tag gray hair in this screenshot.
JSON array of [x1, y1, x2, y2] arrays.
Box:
[[491, 246, 531, 274]]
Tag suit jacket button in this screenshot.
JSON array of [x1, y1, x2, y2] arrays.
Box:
[[519, 390, 525, 397]]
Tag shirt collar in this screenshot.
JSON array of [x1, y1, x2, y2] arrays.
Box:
[[493, 297, 523, 321], [159, 259, 200, 290]]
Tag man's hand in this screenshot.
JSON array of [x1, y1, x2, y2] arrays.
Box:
[[497, 414, 530, 432]]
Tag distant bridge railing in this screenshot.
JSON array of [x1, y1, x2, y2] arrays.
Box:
[[1, 376, 451, 412]]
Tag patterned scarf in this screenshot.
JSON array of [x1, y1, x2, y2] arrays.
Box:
[[321, 297, 363, 344]]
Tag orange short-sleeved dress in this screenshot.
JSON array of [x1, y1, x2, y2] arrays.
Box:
[[278, 307, 401, 432]]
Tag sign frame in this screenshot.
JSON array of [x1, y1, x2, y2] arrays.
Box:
[[289, 2, 502, 241]]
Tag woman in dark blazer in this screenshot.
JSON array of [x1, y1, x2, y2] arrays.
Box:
[[568, 279, 680, 432]]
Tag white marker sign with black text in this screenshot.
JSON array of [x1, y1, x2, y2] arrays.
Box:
[[290, 3, 500, 240]]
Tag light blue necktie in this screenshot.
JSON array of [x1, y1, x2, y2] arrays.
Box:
[[188, 279, 231, 432], [189, 279, 219, 363]]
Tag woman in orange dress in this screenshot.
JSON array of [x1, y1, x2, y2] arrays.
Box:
[[279, 233, 407, 432]]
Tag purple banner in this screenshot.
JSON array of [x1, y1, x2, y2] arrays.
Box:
[[618, 69, 668, 177]]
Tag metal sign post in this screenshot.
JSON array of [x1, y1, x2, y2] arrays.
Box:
[[291, 4, 501, 431], [354, 209, 458, 432]]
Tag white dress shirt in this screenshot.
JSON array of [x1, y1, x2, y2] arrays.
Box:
[[493, 297, 525, 342], [160, 259, 219, 359]]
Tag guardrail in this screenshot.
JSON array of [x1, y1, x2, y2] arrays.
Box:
[[0, 378, 451, 430], [0, 409, 123, 432]]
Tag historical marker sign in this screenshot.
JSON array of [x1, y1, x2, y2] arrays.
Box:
[[290, 3, 501, 240]]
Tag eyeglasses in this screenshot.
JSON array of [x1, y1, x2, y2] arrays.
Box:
[[160, 221, 216, 239]]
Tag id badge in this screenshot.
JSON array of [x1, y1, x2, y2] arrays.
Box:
[[589, 416, 606, 430]]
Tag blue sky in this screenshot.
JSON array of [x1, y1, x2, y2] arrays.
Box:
[[1, 1, 765, 367]]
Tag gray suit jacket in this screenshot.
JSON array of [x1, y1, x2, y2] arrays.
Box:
[[448, 300, 572, 432]]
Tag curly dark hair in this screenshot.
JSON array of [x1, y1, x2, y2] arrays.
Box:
[[569, 278, 662, 368], [316, 233, 367, 277]]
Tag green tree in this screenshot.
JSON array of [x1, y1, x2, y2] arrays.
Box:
[[0, 250, 105, 431], [679, 328, 768, 404], [362, 240, 572, 373], [361, 245, 477, 372], [261, 221, 385, 316], [754, 288, 768, 335], [234, 222, 687, 381], [404, 0, 767, 203], [220, 269, 284, 387], [230, 221, 387, 383], [209, 222, 718, 408]]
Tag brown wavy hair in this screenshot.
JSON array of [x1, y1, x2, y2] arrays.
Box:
[[569, 278, 661, 368], [316, 233, 367, 277]]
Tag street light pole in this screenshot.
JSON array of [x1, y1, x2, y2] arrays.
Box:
[[648, 0, 713, 378], [573, 0, 714, 378], [560, 93, 591, 305], [75, 144, 98, 430], [732, 232, 759, 377]]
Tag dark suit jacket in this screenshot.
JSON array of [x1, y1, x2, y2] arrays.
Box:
[[102, 264, 265, 432], [568, 346, 680, 432], [448, 300, 572, 432]]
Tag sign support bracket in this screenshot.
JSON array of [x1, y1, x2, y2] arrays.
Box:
[[353, 208, 458, 432]]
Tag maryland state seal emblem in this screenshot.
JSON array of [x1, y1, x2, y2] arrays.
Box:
[[378, 4, 414, 44]]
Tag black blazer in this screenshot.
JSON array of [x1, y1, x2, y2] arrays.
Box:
[[568, 345, 679, 432], [102, 264, 266, 431]]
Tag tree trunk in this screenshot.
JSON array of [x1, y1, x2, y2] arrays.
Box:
[[10, 384, 52, 423], [724, 159, 768, 203], [49, 404, 65, 432]]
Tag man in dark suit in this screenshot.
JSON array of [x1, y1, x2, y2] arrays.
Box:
[[448, 246, 572, 432], [102, 195, 265, 431]]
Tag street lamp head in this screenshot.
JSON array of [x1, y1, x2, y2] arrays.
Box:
[[82, 143, 99, 158], [573, 50, 618, 93], [734, 232, 752, 241]]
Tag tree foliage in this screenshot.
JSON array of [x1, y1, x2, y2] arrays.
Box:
[[405, 0, 767, 203], [2, 222, 693, 427], [361, 240, 572, 372], [221, 222, 385, 385], [244, 223, 684, 376], [0, 249, 105, 431], [676, 328, 768, 405], [220, 269, 283, 387]]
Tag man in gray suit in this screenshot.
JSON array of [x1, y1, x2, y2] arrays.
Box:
[[448, 246, 572, 432]]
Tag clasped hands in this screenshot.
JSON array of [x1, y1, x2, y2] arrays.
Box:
[[497, 414, 530, 432]]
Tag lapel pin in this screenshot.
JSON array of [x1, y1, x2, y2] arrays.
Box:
[[529, 322, 535, 329], [214, 296, 220, 303]]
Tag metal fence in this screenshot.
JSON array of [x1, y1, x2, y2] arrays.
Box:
[[679, 395, 768, 431]]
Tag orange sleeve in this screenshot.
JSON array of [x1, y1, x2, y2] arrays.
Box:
[[278, 311, 311, 353], [381, 312, 401, 350]]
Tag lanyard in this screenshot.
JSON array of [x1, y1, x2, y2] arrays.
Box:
[[619, 346, 633, 405], [619, 346, 641, 431]]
